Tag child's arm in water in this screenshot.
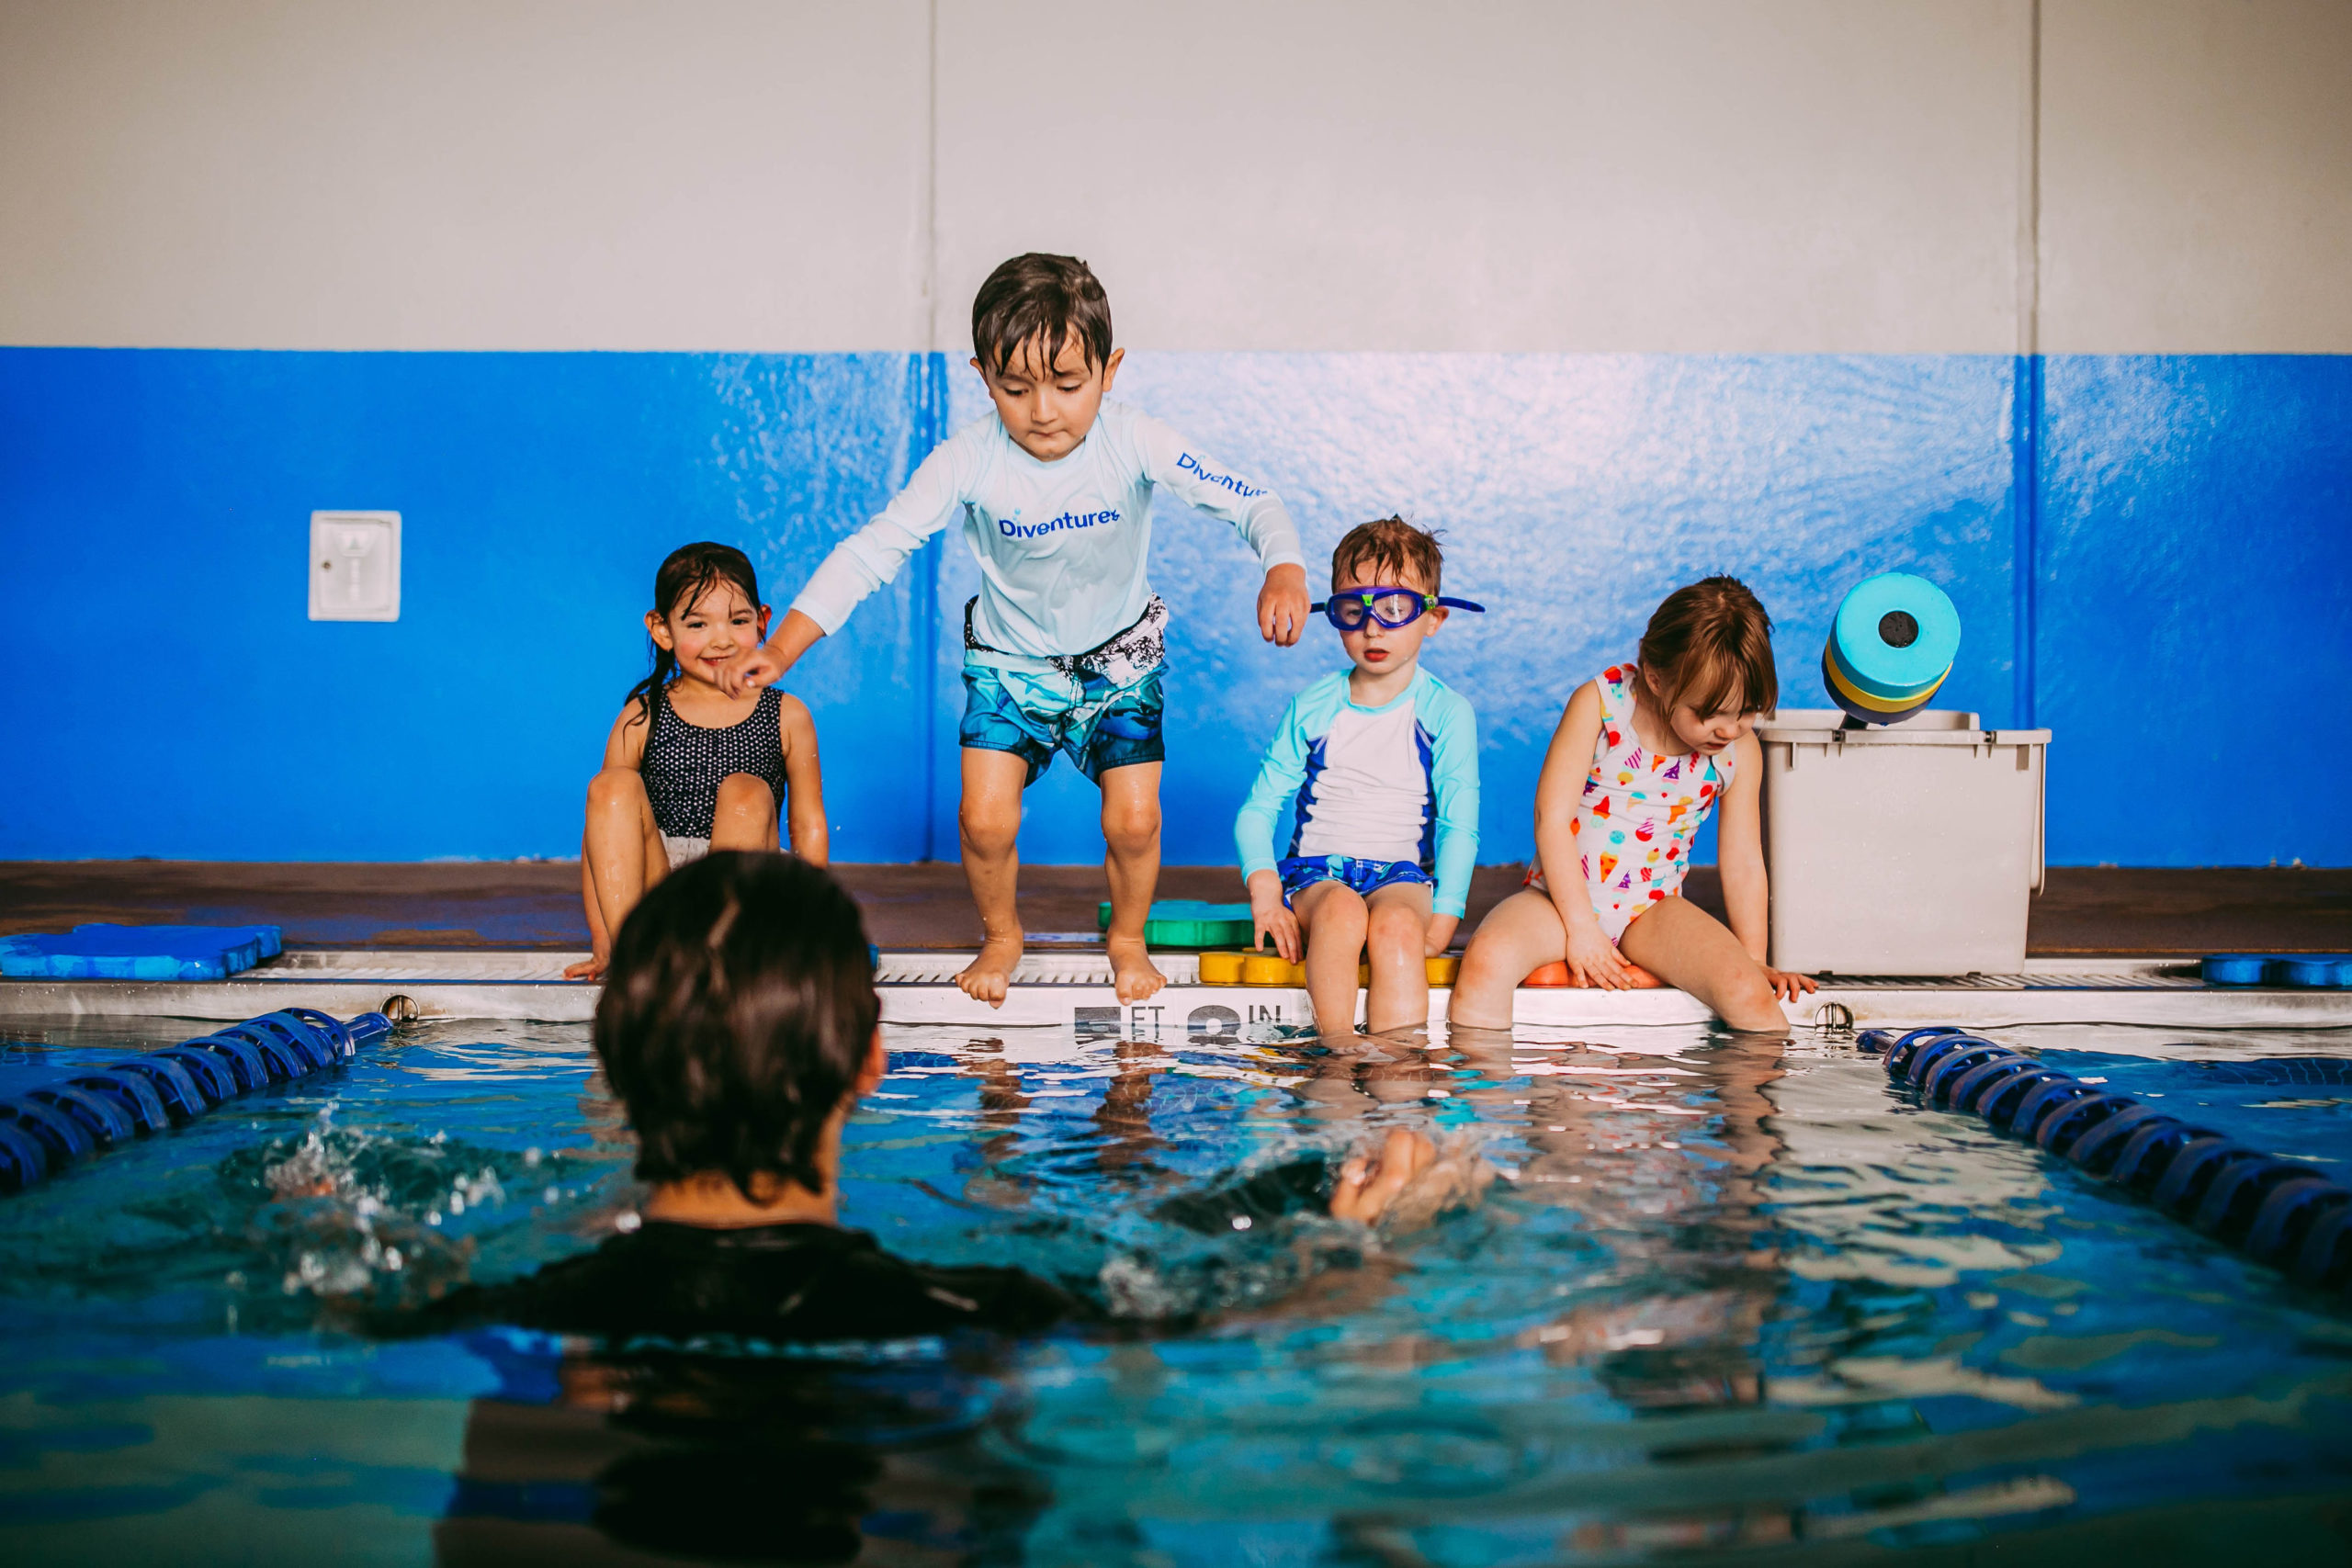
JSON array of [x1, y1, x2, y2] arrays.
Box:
[[1712, 733, 1815, 1002], [1328, 1129, 1442, 1222], [776, 693, 829, 865], [1532, 681, 1640, 987]]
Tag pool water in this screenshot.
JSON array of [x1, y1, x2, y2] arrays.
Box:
[[4, 1017, 2351, 1564]]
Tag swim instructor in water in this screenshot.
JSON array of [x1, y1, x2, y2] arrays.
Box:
[[406, 852, 1436, 1341]]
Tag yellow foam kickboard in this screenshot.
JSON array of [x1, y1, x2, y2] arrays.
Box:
[[1199, 951, 1462, 987]]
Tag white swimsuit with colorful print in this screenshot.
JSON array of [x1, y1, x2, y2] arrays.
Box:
[[1530, 662, 1731, 942]]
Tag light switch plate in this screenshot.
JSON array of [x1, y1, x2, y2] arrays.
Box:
[[309, 511, 401, 621]]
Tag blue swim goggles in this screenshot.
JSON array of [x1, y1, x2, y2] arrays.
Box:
[[1311, 587, 1487, 631]]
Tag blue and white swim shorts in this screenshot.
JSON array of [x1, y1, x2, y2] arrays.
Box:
[[1275, 854, 1434, 908], [959, 595, 1167, 786]]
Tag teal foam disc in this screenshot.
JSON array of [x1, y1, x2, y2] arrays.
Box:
[[1832, 572, 1961, 697]]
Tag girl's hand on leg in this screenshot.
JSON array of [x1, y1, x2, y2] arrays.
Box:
[[1763, 966, 1816, 1000], [1564, 921, 1634, 989]]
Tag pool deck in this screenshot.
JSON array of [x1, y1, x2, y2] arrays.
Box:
[[4, 862, 2348, 1032]]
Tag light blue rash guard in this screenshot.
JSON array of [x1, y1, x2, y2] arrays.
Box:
[[787, 402, 1306, 660], [1235, 667, 1482, 919]]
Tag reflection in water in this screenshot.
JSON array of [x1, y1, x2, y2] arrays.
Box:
[[4, 1019, 2351, 1562], [429, 1026, 1810, 1561], [435, 1338, 1047, 1565], [1266, 1025, 1798, 1551]]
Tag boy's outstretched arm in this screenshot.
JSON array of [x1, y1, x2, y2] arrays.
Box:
[[1133, 412, 1308, 646], [1259, 563, 1310, 647], [722, 434, 971, 697], [721, 609, 824, 699]]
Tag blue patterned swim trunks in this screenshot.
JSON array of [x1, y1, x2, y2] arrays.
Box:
[[1276, 854, 1433, 908], [959, 595, 1167, 786]]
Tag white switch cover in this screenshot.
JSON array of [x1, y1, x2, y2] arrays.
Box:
[[309, 511, 401, 621]]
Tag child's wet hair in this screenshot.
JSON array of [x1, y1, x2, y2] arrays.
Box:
[[1638, 576, 1778, 718], [628, 542, 763, 730], [594, 852, 879, 1200], [1331, 516, 1444, 593], [971, 253, 1114, 379]]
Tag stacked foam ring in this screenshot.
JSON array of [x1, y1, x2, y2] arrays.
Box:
[[1870, 1025, 2352, 1292], [0, 1008, 395, 1195], [1823, 572, 1962, 726]]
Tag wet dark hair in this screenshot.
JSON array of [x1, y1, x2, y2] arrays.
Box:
[[627, 543, 764, 731], [1637, 576, 1779, 718], [971, 253, 1114, 380], [594, 852, 880, 1199], [1332, 515, 1443, 593]]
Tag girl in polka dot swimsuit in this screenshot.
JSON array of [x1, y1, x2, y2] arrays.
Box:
[[566, 544, 828, 980], [1453, 577, 1815, 1033]]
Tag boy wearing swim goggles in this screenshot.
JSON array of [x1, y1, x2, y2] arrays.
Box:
[[1234, 518, 1483, 1036]]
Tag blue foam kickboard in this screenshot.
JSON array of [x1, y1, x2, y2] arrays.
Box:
[[0, 923, 282, 981], [2273, 954, 2352, 988], [74, 922, 283, 960], [2201, 953, 2352, 988]]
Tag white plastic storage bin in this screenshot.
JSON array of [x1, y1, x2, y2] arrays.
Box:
[[1757, 710, 2051, 976]]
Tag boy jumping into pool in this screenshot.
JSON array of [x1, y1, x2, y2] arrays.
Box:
[[721, 254, 1310, 1006]]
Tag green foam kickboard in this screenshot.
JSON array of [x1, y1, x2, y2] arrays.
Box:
[[1097, 899, 1255, 945]]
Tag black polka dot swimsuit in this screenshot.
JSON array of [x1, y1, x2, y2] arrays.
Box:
[[640, 686, 789, 843]]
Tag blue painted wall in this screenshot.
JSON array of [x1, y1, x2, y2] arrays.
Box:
[[2, 348, 2345, 865], [2037, 356, 2352, 866], [0, 349, 941, 862]]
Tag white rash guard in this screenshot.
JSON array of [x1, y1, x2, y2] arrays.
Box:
[[787, 402, 1306, 660], [1234, 667, 1482, 919]]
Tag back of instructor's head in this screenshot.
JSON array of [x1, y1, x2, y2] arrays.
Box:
[[595, 852, 879, 1199]]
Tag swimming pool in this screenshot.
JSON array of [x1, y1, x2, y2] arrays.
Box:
[[4, 1017, 2350, 1563]]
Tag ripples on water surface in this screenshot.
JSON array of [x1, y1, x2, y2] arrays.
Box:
[[2, 1016, 2350, 1564]]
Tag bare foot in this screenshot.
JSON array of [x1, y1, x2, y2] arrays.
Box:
[[956, 931, 1024, 1007], [1105, 934, 1165, 1003], [562, 953, 606, 981]]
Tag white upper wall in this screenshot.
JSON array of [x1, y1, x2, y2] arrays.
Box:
[[2040, 0, 2352, 354], [936, 0, 2030, 355], [0, 0, 932, 350], [3, 1, 2346, 355]]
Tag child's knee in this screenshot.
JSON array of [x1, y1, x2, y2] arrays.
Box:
[[1719, 963, 1782, 1027], [958, 793, 1019, 853], [714, 773, 776, 817], [1101, 796, 1161, 855], [1364, 902, 1424, 959], [587, 768, 645, 810]]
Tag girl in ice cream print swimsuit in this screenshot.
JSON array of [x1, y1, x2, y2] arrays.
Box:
[[1451, 577, 1815, 1034], [1542, 660, 1726, 942]]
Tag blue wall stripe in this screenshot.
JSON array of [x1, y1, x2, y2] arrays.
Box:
[[910, 350, 950, 863], [1, 347, 2345, 867], [2010, 352, 2043, 730]]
